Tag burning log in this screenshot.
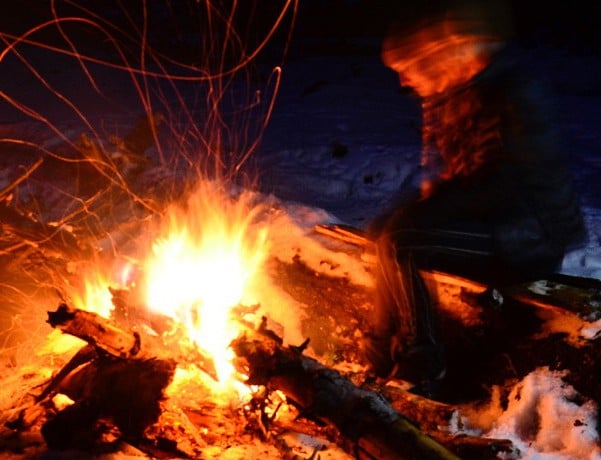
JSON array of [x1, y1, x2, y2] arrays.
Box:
[[231, 325, 516, 459], [5, 303, 217, 455], [40, 355, 176, 451], [47, 304, 142, 359], [232, 325, 466, 460], [6, 304, 179, 452], [47, 301, 218, 379]]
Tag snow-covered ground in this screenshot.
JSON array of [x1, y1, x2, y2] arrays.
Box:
[[255, 44, 601, 280], [251, 36, 601, 458]]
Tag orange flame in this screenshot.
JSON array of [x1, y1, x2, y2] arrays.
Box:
[[143, 181, 269, 386]]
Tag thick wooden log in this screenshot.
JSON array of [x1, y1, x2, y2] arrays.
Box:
[[6, 301, 227, 457], [48, 303, 141, 359], [314, 223, 601, 317], [231, 328, 468, 460], [46, 302, 217, 379], [25, 304, 179, 452], [41, 356, 177, 450]]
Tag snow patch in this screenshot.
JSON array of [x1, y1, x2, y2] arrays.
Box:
[[266, 198, 375, 288], [453, 368, 601, 460], [581, 319, 601, 340]]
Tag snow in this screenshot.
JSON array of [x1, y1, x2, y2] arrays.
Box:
[[253, 39, 600, 458], [581, 319, 601, 340], [255, 49, 601, 281], [451, 369, 601, 460], [1, 3, 600, 459]]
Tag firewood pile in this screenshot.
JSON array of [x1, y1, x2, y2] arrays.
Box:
[[0, 295, 501, 460], [0, 248, 599, 459]]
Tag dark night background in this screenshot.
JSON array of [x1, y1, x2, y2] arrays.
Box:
[[1, 0, 600, 224], [3, 1, 601, 53], [1, 1, 599, 212], [293, 1, 601, 48]]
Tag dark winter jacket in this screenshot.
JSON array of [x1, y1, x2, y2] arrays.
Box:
[[421, 46, 585, 269]]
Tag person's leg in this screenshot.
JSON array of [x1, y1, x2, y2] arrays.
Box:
[[365, 231, 445, 383], [365, 223, 494, 385], [364, 181, 517, 385], [364, 176, 565, 385]]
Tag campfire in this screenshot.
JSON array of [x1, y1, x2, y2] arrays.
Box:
[[2, 174, 463, 459], [2, 1, 601, 459], [1, 181, 308, 454], [2, 174, 600, 460]]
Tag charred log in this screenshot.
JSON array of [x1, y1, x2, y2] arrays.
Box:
[[46, 302, 217, 379], [47, 309, 175, 452], [5, 304, 181, 453], [41, 356, 175, 451], [232, 327, 471, 460], [48, 304, 142, 359]]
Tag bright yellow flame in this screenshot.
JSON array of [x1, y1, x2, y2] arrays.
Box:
[[144, 181, 269, 386], [41, 264, 119, 356], [70, 272, 115, 318]]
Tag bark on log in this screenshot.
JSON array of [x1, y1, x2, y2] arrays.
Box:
[[41, 356, 176, 450], [30, 304, 180, 452], [7, 302, 224, 457], [46, 302, 217, 379], [353, 381, 514, 460], [231, 328, 469, 460], [48, 303, 141, 359]]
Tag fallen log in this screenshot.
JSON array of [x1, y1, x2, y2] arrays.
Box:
[[40, 355, 177, 451], [6, 303, 223, 456], [314, 223, 601, 317], [47, 302, 217, 379], [370, 383, 514, 460], [3, 304, 180, 453], [231, 325, 515, 460], [47, 304, 141, 359]]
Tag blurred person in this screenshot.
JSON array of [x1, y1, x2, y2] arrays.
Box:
[[364, 0, 585, 392]]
